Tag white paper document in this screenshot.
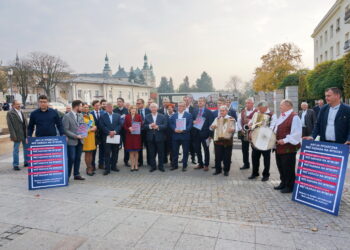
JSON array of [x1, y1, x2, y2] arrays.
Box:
[[106, 135, 121, 144]]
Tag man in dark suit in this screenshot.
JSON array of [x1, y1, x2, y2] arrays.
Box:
[[136, 98, 151, 166], [144, 103, 168, 172], [113, 97, 129, 167], [100, 102, 122, 175], [6, 100, 28, 171], [193, 97, 214, 171], [306, 88, 350, 145], [158, 97, 170, 115], [312, 99, 324, 118], [183, 95, 196, 165], [298, 102, 316, 137], [169, 101, 193, 171], [90, 100, 105, 170]]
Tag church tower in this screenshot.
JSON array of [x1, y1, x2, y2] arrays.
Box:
[[102, 53, 112, 77], [141, 53, 156, 87]]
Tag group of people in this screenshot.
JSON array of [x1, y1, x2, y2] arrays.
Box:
[[237, 87, 350, 193], [6, 87, 350, 193]]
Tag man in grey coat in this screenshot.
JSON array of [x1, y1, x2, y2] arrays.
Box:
[[6, 100, 28, 171], [62, 100, 85, 180], [299, 102, 316, 137]]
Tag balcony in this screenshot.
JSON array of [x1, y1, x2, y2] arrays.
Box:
[[344, 40, 350, 51], [345, 9, 350, 23]]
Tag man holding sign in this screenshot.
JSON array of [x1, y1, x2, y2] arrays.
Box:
[[169, 102, 193, 171], [193, 97, 214, 171], [100, 103, 122, 176]]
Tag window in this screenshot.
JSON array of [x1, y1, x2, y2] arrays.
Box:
[[77, 89, 82, 98], [316, 57, 319, 65], [330, 25, 334, 38], [336, 18, 340, 31], [330, 47, 334, 60], [346, 32, 349, 41], [325, 31, 328, 43], [315, 39, 318, 50], [95, 90, 99, 97], [128, 91, 131, 99], [325, 51, 328, 61], [336, 41, 340, 55], [119, 91, 122, 98], [109, 90, 112, 99], [320, 54, 323, 62], [320, 35, 323, 47]]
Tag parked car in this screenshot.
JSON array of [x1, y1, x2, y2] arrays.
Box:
[[49, 102, 66, 113]]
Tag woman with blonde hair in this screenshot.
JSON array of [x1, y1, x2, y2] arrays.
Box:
[[123, 105, 143, 171], [82, 103, 97, 176]]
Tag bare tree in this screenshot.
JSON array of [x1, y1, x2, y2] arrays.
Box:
[[11, 58, 34, 108], [225, 75, 242, 93], [29, 52, 70, 101], [0, 70, 7, 93]]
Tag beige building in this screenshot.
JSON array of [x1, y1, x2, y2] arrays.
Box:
[[312, 0, 350, 66], [57, 76, 152, 105]]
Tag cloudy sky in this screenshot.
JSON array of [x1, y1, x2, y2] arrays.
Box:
[[0, 0, 333, 89]]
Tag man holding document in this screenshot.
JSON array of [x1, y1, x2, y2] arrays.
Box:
[[169, 102, 193, 172], [100, 103, 122, 175], [144, 103, 168, 172], [193, 97, 214, 171]]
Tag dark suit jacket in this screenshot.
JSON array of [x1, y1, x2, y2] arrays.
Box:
[[312, 103, 350, 143], [299, 109, 316, 136], [313, 105, 321, 118], [138, 108, 151, 121], [169, 112, 193, 141], [192, 108, 214, 139], [143, 113, 168, 142], [158, 107, 168, 115], [6, 108, 27, 142], [90, 109, 106, 128], [99, 112, 122, 137], [113, 107, 128, 116]]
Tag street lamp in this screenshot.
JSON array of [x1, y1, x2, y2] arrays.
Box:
[[7, 68, 13, 103]]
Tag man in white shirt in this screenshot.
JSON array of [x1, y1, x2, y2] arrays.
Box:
[[274, 99, 302, 193], [248, 101, 277, 182], [237, 98, 256, 170]]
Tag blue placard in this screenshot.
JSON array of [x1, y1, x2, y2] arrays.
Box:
[[27, 136, 68, 190], [292, 140, 349, 215]]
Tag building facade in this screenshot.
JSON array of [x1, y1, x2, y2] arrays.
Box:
[[312, 0, 350, 66]]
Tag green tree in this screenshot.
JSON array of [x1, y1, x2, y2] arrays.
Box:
[[195, 71, 214, 92], [178, 76, 192, 92], [157, 76, 170, 93], [344, 52, 350, 100]]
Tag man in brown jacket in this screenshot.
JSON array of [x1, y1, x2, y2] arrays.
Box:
[[6, 100, 28, 170]]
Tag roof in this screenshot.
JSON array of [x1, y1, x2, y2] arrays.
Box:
[[62, 76, 153, 88], [113, 67, 129, 78], [311, 0, 342, 38]]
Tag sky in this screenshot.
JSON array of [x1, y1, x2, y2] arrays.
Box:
[[0, 0, 334, 90]]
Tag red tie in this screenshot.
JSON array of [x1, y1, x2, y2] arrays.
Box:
[[282, 112, 286, 117]]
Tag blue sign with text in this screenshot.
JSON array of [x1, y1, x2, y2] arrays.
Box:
[[292, 140, 349, 215], [27, 136, 68, 190]]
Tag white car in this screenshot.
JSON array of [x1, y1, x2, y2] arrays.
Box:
[[49, 102, 66, 112]]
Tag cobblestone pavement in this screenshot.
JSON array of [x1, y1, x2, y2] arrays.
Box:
[[0, 139, 349, 249]]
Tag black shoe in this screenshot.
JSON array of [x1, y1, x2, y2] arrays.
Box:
[[125, 163, 130, 167], [138, 163, 143, 167], [248, 175, 258, 180], [130, 169, 134, 172], [211, 166, 216, 169], [213, 172, 221, 175], [135, 168, 139, 171], [182, 168, 187, 172], [111, 168, 120, 172], [74, 175, 85, 180], [280, 188, 293, 193], [274, 184, 285, 190], [224, 172, 229, 176], [261, 177, 269, 182], [170, 167, 178, 171], [103, 171, 110, 176], [191, 160, 197, 165], [24, 163, 29, 167], [149, 168, 156, 172], [13, 166, 20, 171], [86, 172, 94, 176], [240, 165, 250, 170], [159, 168, 165, 172]]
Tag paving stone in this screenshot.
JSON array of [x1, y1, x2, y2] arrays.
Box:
[[215, 239, 255, 250], [175, 233, 216, 250], [218, 222, 255, 243], [256, 227, 295, 248], [184, 219, 220, 237], [134, 227, 181, 250]]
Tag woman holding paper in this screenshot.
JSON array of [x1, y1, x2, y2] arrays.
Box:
[[123, 105, 143, 171], [82, 103, 97, 176]]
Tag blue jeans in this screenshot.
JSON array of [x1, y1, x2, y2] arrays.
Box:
[[67, 141, 83, 178], [13, 140, 27, 167]]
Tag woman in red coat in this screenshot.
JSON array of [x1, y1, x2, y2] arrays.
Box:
[[123, 105, 143, 171]]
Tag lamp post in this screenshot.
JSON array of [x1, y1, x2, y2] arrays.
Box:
[[7, 68, 13, 103]]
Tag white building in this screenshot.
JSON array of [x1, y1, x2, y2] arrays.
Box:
[[312, 0, 350, 66]]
